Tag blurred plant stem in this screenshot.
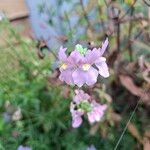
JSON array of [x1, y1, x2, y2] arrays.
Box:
[[98, 4, 105, 34], [127, 6, 134, 62], [64, 11, 73, 42], [117, 20, 120, 52], [80, 0, 92, 29], [143, 0, 150, 7], [113, 8, 121, 52], [119, 0, 137, 21]]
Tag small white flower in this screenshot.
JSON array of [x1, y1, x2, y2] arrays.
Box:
[[12, 108, 22, 121]]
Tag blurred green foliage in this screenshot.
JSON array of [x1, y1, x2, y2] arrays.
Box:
[[0, 19, 139, 150]]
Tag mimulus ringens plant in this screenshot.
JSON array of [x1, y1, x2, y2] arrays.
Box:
[[58, 38, 109, 87], [58, 38, 109, 128]]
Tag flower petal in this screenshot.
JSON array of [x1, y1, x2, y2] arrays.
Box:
[[74, 90, 90, 103], [58, 46, 67, 61], [95, 58, 109, 78], [99, 38, 108, 56], [59, 69, 74, 85], [84, 49, 100, 64], [72, 115, 83, 128], [85, 67, 98, 86], [69, 50, 83, 65], [72, 69, 86, 87], [87, 112, 95, 123], [72, 67, 98, 87]]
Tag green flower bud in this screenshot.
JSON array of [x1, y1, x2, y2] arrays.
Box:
[[78, 101, 92, 112], [76, 44, 87, 55]]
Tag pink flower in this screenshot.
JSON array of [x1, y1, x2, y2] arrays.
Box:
[[94, 38, 109, 78], [71, 49, 99, 87], [87, 101, 107, 124], [70, 90, 107, 128], [58, 46, 74, 85], [58, 38, 109, 87]]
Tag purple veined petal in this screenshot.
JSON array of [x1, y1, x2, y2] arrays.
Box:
[[88, 102, 107, 123], [99, 38, 109, 56], [80, 92, 90, 101], [85, 67, 99, 86], [72, 68, 86, 87], [74, 96, 81, 103], [87, 112, 95, 124], [88, 109, 100, 123], [72, 67, 99, 87], [58, 46, 67, 61], [59, 69, 74, 85], [100, 104, 107, 112], [72, 115, 83, 128], [76, 90, 90, 100], [96, 104, 107, 119], [69, 50, 84, 65], [93, 110, 101, 121], [73, 90, 90, 103], [95, 58, 109, 78], [84, 49, 100, 64], [74, 94, 83, 103]]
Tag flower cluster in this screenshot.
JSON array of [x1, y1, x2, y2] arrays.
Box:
[[70, 90, 107, 128], [58, 38, 109, 128], [58, 38, 109, 87]]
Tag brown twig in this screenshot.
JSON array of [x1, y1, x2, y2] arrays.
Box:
[[119, 16, 148, 24], [9, 14, 28, 22], [113, 8, 121, 52], [117, 20, 120, 52], [127, 6, 134, 62]]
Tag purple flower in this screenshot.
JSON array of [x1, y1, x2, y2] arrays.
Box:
[[71, 49, 99, 87], [87, 145, 97, 150], [17, 145, 32, 150], [87, 101, 107, 124], [70, 90, 107, 128], [71, 110, 83, 128], [58, 46, 74, 85], [94, 38, 109, 78], [58, 38, 109, 87]]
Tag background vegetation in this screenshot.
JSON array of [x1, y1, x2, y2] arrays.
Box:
[[0, 0, 150, 149]]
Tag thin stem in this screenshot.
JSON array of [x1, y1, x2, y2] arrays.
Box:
[[127, 6, 134, 61], [113, 99, 141, 150], [64, 11, 73, 41], [103, 0, 109, 7], [37, 38, 58, 59], [80, 0, 92, 28], [111, 7, 121, 52], [98, 4, 105, 33], [134, 30, 143, 40], [119, 0, 137, 21], [143, 0, 150, 7], [117, 21, 120, 52]]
